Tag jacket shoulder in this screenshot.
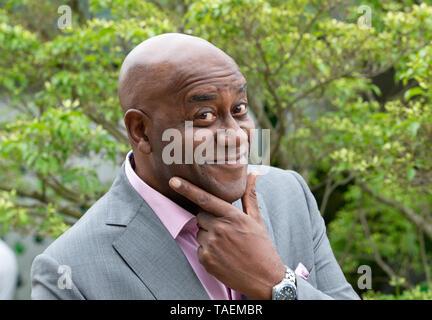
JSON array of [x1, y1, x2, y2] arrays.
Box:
[[250, 165, 318, 244], [40, 191, 117, 264], [249, 165, 309, 201]]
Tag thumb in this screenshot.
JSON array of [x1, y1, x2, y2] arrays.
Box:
[[241, 171, 260, 219]]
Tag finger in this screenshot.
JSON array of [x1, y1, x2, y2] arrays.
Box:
[[197, 244, 205, 265], [196, 211, 216, 231], [169, 177, 233, 217], [241, 171, 260, 219], [196, 228, 208, 246]]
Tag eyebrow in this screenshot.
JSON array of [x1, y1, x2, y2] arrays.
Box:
[[188, 83, 247, 103], [238, 83, 247, 93], [188, 93, 218, 103]]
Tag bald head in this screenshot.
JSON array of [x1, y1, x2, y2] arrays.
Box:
[[118, 33, 239, 113], [120, 33, 252, 207]]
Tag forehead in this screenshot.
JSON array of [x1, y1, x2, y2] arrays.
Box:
[[177, 67, 246, 103]]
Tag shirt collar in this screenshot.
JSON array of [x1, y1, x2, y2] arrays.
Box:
[[124, 150, 196, 239]]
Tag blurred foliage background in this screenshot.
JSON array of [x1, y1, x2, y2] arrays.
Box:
[[0, 0, 431, 299]]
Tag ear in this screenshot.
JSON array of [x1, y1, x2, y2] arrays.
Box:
[[124, 109, 152, 154]]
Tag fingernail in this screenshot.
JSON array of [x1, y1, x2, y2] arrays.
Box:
[[251, 171, 260, 176], [170, 177, 181, 188]]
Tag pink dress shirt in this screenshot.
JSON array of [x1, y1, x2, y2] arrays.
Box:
[[124, 151, 242, 300]]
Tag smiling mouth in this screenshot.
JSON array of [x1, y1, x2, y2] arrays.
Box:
[[201, 152, 249, 167]]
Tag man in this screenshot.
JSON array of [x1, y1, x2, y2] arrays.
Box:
[[31, 33, 360, 300]]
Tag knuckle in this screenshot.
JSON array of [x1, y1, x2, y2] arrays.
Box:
[[212, 221, 226, 236], [196, 214, 203, 225], [249, 188, 257, 200], [196, 194, 209, 207], [196, 211, 208, 224], [196, 229, 204, 242], [198, 247, 212, 266], [181, 181, 190, 192], [204, 256, 216, 271], [197, 245, 204, 259], [207, 235, 218, 250], [227, 212, 241, 225]]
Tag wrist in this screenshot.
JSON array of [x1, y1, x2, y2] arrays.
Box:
[[253, 264, 286, 300]]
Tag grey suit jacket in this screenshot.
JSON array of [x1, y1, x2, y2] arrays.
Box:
[[31, 163, 360, 300]]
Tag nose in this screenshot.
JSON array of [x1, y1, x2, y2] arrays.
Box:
[[216, 116, 249, 154]]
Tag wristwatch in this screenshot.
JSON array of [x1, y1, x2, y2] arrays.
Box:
[[271, 266, 297, 300]]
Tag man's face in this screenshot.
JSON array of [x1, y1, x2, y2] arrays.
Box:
[[150, 62, 255, 204]]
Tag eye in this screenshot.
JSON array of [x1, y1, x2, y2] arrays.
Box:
[[232, 103, 248, 115], [196, 111, 216, 121]]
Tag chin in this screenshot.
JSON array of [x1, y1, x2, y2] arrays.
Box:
[[207, 175, 247, 203], [217, 188, 245, 203], [195, 163, 249, 203]]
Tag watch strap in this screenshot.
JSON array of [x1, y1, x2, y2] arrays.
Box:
[[271, 265, 297, 300]]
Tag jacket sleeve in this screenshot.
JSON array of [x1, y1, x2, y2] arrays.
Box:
[[31, 253, 85, 300], [288, 170, 361, 300]]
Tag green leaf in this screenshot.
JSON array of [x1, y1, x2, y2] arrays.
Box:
[[408, 122, 420, 138], [407, 167, 416, 181], [404, 87, 424, 100]]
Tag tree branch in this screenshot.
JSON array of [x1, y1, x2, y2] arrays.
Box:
[[418, 228, 431, 283], [359, 209, 412, 289], [83, 106, 129, 145], [36, 174, 92, 209], [359, 182, 432, 240], [338, 215, 357, 266], [274, 6, 326, 75], [320, 171, 355, 215], [0, 185, 82, 219]]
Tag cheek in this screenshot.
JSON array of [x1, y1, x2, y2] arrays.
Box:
[[240, 115, 255, 132], [152, 121, 186, 160], [240, 119, 255, 152]]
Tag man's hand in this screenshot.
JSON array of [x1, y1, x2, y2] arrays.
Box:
[[169, 172, 286, 300]]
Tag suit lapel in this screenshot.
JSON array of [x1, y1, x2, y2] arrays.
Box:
[[112, 201, 210, 300], [107, 164, 210, 300]]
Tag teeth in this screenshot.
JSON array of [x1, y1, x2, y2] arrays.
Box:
[[202, 154, 248, 165]]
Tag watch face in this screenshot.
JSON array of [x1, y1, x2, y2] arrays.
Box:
[[276, 284, 296, 300]]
